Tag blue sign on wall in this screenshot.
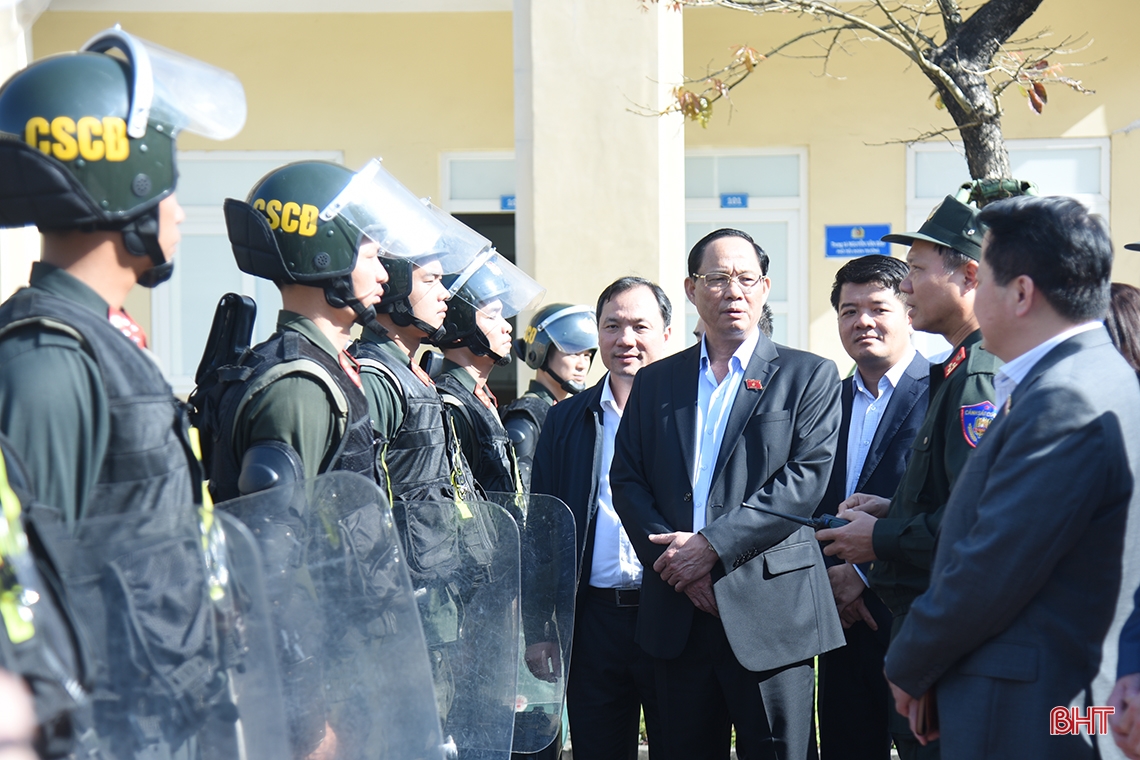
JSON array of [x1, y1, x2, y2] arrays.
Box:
[[501, 195, 516, 211], [720, 193, 748, 209], [825, 224, 891, 258]]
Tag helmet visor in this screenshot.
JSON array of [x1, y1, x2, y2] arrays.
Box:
[[539, 305, 599, 354], [320, 159, 453, 263], [82, 27, 246, 140], [450, 250, 546, 319]]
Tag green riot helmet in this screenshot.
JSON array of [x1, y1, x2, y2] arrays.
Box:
[[224, 160, 384, 326], [0, 26, 246, 287], [319, 159, 486, 340], [514, 303, 599, 394], [434, 250, 546, 366]]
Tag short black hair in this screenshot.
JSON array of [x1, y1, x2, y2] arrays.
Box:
[[934, 244, 974, 273], [596, 276, 673, 328], [977, 195, 1112, 322], [688, 228, 769, 277], [830, 255, 910, 312]]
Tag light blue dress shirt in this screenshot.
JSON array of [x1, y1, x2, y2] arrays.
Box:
[[845, 346, 917, 499], [692, 328, 762, 532]]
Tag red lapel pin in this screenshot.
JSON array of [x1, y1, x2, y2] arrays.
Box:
[[745, 378, 763, 391]]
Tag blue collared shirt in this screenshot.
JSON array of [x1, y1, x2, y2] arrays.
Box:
[[692, 328, 762, 532], [846, 347, 917, 498]]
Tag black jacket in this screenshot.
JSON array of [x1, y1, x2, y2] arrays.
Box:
[[531, 378, 606, 585]]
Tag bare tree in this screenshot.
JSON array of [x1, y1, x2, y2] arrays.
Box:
[[653, 0, 1094, 183]]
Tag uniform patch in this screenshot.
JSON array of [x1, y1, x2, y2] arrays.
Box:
[[943, 346, 967, 378], [960, 401, 997, 447]]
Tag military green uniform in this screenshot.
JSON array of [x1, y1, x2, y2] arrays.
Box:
[[867, 329, 1000, 759], [230, 311, 346, 480], [356, 327, 409, 460], [0, 264, 111, 524], [869, 330, 1001, 615], [519, 381, 556, 406]]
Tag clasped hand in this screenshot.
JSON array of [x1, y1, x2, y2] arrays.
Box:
[[650, 531, 719, 617]]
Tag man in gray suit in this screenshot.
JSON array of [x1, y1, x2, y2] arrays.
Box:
[[612, 228, 844, 760], [884, 195, 1140, 759]]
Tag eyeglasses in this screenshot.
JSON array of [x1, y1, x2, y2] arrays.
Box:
[[691, 272, 765, 294]]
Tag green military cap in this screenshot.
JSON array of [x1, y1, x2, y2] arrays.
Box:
[[882, 195, 984, 261]]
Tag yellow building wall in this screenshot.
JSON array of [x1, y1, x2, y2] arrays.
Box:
[[33, 11, 515, 200], [30, 4, 1140, 370], [684, 1, 1140, 366]]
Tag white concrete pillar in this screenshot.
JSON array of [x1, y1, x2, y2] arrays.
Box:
[[514, 0, 686, 392], [0, 1, 46, 301]]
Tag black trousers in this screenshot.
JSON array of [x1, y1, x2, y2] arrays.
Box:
[[817, 589, 893, 760], [653, 611, 816, 760], [566, 592, 660, 760]]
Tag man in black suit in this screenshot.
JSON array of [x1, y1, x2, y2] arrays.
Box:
[[815, 256, 930, 760], [611, 228, 844, 760], [531, 276, 673, 760], [885, 196, 1140, 758]]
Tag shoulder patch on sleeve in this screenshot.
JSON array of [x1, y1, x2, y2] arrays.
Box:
[[960, 400, 997, 448]]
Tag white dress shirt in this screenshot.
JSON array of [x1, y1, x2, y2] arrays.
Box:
[[845, 347, 916, 586], [589, 374, 643, 588], [846, 346, 917, 499], [692, 328, 762, 532], [993, 322, 1101, 413]]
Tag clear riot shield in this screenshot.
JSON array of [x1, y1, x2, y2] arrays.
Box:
[[219, 472, 447, 760], [392, 495, 520, 760], [482, 492, 576, 755], [36, 502, 290, 760]]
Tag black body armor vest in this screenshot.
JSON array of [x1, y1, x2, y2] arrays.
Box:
[[204, 330, 374, 502], [350, 340, 477, 502], [0, 435, 95, 760], [0, 288, 199, 517], [436, 373, 520, 495], [500, 394, 552, 492], [501, 394, 551, 433]]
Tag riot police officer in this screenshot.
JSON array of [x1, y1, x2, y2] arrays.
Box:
[[0, 27, 245, 522], [432, 252, 546, 495], [501, 304, 598, 490], [343, 163, 486, 726], [200, 160, 386, 500], [0, 28, 284, 760], [193, 159, 393, 758]]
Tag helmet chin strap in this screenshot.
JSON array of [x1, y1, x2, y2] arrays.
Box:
[[471, 331, 512, 367], [388, 300, 447, 344], [121, 206, 173, 288], [542, 361, 585, 395], [322, 277, 378, 328]]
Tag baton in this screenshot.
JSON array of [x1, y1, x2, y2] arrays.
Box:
[[752, 505, 849, 530]]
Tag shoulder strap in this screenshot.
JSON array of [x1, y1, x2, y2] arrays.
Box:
[[0, 314, 92, 355], [440, 389, 477, 436], [230, 357, 351, 457]]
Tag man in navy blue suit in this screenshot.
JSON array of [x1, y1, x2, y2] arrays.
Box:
[[531, 276, 673, 760], [815, 255, 930, 760]]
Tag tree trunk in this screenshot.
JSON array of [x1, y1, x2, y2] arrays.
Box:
[[926, 0, 1046, 181], [929, 64, 1011, 180]]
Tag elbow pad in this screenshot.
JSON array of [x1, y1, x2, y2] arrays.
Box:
[[237, 440, 305, 496]]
